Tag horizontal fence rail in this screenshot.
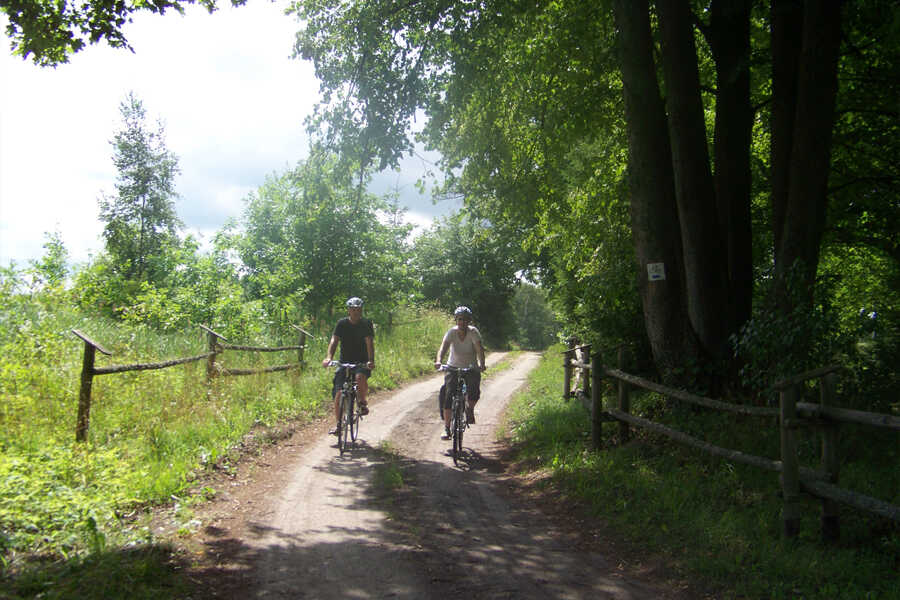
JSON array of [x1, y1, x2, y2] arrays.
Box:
[[562, 346, 899, 542], [93, 353, 215, 375], [72, 324, 314, 442]]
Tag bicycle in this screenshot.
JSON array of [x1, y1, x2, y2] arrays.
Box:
[[330, 361, 365, 455], [439, 365, 477, 466]]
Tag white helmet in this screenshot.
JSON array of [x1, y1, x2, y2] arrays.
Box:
[[454, 306, 472, 318], [346, 297, 364, 308]]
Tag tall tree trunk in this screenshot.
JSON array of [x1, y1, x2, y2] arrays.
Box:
[[708, 0, 754, 335], [656, 0, 731, 360], [614, 0, 699, 374], [773, 0, 843, 312], [770, 0, 804, 263]]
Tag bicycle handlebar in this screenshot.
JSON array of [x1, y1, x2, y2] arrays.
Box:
[[329, 361, 368, 369], [438, 364, 482, 372]]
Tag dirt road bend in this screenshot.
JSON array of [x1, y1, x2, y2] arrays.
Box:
[[193, 352, 676, 599]]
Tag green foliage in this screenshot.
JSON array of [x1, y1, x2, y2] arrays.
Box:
[[503, 347, 899, 600], [511, 283, 559, 350], [0, 446, 134, 560], [731, 265, 848, 397], [3, 544, 193, 600], [235, 151, 415, 328], [411, 212, 521, 347], [1, 0, 237, 67], [817, 244, 900, 414], [0, 286, 448, 573], [826, 1, 900, 269], [292, 0, 900, 391], [99, 92, 182, 287], [28, 230, 70, 289]]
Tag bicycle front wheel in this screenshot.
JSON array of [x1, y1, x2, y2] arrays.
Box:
[[339, 392, 352, 455], [349, 392, 359, 441], [452, 397, 464, 465]]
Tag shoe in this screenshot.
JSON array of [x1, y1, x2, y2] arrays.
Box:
[[329, 426, 339, 436], [359, 402, 369, 416], [466, 405, 476, 424], [441, 428, 451, 440]]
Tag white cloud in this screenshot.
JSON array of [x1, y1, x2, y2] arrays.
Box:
[[0, 2, 311, 266], [0, 2, 455, 268]]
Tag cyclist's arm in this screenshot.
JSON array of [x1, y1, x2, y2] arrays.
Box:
[[474, 336, 486, 371], [365, 336, 375, 368], [435, 335, 450, 368], [322, 334, 339, 367]]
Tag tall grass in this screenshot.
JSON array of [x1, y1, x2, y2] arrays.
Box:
[[501, 345, 899, 600], [0, 300, 450, 570]]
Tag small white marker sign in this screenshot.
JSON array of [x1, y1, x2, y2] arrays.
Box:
[[647, 262, 666, 281]]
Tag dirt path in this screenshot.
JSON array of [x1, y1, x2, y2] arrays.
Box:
[[182, 353, 687, 599]]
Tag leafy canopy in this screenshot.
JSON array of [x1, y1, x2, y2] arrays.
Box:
[[1, 0, 246, 66]]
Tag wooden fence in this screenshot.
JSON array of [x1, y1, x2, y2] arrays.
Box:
[[562, 344, 900, 541], [71, 324, 314, 443]]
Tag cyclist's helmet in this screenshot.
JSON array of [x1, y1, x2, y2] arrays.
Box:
[[453, 306, 473, 319], [346, 297, 364, 308]]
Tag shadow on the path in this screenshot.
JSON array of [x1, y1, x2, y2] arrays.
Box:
[[185, 443, 669, 600]]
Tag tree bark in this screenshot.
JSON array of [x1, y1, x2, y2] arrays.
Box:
[[708, 0, 754, 335], [656, 0, 730, 360], [774, 0, 844, 312], [614, 0, 699, 374], [770, 0, 804, 264]]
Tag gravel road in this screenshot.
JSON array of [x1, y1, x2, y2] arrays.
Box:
[[189, 352, 682, 599]]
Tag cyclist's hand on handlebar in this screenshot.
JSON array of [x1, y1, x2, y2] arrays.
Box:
[[322, 358, 332, 368]]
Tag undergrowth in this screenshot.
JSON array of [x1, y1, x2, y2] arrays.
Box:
[[0, 301, 449, 593]]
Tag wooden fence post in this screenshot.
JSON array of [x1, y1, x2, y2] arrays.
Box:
[[563, 348, 574, 400], [820, 372, 840, 542], [72, 330, 111, 443], [780, 384, 801, 538], [581, 344, 592, 400], [207, 330, 218, 380], [591, 353, 602, 450], [75, 342, 96, 443], [291, 324, 313, 366], [200, 325, 226, 382], [617, 346, 631, 442], [297, 329, 307, 365]]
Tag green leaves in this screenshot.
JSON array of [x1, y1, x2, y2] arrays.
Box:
[[235, 151, 414, 325], [0, 445, 133, 559], [1, 0, 239, 66], [411, 212, 522, 346], [99, 92, 182, 288]]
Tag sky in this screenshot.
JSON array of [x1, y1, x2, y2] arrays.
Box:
[[0, 0, 454, 268]]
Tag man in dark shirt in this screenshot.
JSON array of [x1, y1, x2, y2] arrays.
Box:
[[322, 297, 375, 434]]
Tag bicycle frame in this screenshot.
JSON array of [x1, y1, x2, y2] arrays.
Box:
[[330, 361, 365, 455], [440, 365, 476, 465]]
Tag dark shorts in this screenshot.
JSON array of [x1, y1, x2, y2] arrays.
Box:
[[332, 365, 371, 398], [438, 370, 481, 413]]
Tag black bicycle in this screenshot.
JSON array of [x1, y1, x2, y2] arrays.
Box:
[[440, 365, 477, 466], [330, 361, 365, 455]]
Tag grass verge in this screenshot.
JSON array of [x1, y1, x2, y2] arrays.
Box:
[[500, 345, 899, 600]]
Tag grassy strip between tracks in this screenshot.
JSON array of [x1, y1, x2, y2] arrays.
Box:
[[500, 346, 898, 600]]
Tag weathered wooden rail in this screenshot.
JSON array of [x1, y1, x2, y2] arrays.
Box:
[[562, 346, 900, 541], [72, 324, 314, 442]]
